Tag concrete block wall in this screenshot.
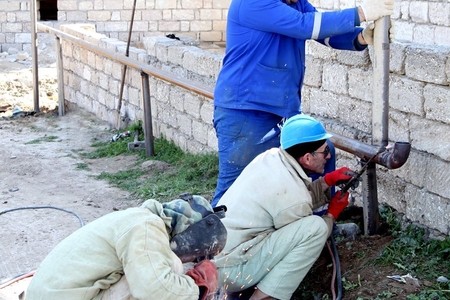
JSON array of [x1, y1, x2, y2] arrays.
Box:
[[60, 24, 221, 155], [3, 1, 449, 235]]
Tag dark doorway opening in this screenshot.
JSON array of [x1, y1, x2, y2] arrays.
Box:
[[39, 0, 58, 21]]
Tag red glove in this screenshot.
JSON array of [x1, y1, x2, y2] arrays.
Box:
[[324, 167, 356, 187], [185, 260, 218, 300], [327, 191, 350, 220]]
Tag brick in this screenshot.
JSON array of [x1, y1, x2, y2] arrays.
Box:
[[199, 31, 222, 42], [2, 23, 22, 32], [199, 9, 222, 20], [389, 42, 406, 75], [322, 63, 348, 95], [176, 113, 192, 136], [58, 1, 78, 11], [66, 11, 88, 22], [348, 67, 372, 102], [395, 21, 414, 43], [103, 0, 123, 10], [424, 84, 450, 123], [103, 22, 128, 32], [14, 33, 30, 43], [336, 49, 369, 67], [141, 10, 163, 21], [190, 20, 212, 31], [389, 75, 424, 115], [184, 92, 201, 118], [434, 26, 450, 48], [173, 10, 195, 20], [182, 0, 203, 9], [308, 89, 339, 119], [413, 24, 435, 46], [424, 156, 450, 199], [409, 1, 428, 23], [158, 21, 180, 31], [336, 96, 371, 133], [429, 2, 450, 26], [388, 110, 410, 143], [155, 0, 177, 9], [200, 100, 213, 124], [410, 115, 450, 161], [79, 1, 94, 10], [304, 56, 323, 88], [377, 172, 407, 213], [405, 185, 449, 235], [405, 46, 448, 85], [192, 119, 208, 144], [212, 0, 230, 9]]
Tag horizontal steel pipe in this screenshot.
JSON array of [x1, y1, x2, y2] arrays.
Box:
[[331, 133, 411, 169], [39, 23, 411, 169]]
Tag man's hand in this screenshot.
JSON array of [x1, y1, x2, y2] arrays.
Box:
[[360, 22, 395, 46], [324, 167, 356, 187], [359, 0, 394, 22], [185, 260, 218, 300], [361, 23, 375, 45], [327, 191, 350, 220]]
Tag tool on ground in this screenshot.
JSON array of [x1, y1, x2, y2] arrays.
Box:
[[127, 130, 145, 151]]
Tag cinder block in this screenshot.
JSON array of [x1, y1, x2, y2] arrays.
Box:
[[322, 63, 348, 95], [413, 24, 435, 46], [434, 26, 450, 47], [405, 46, 448, 85], [405, 185, 449, 235], [336, 49, 369, 67], [192, 119, 208, 144], [58, 0, 78, 11], [395, 21, 414, 43], [181, 0, 203, 9], [304, 56, 323, 88], [377, 172, 407, 213], [184, 92, 201, 118], [424, 84, 450, 123], [389, 75, 424, 115], [389, 42, 406, 75], [409, 1, 429, 23], [429, 2, 450, 26], [348, 67, 372, 102], [176, 113, 193, 136], [388, 110, 411, 143], [424, 156, 450, 199], [410, 115, 450, 161], [200, 100, 213, 124]]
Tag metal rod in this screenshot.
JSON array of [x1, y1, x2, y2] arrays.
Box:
[[36, 23, 412, 168], [56, 36, 65, 116], [372, 16, 391, 148], [117, 0, 138, 127], [362, 162, 380, 235], [31, 0, 40, 112], [141, 72, 155, 156]]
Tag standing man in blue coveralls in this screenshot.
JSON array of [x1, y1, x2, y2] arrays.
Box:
[[211, 0, 395, 207]]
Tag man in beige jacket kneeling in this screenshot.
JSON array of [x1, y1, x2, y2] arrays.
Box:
[[215, 114, 355, 300]]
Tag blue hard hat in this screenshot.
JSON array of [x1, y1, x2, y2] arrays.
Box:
[[280, 114, 332, 150]]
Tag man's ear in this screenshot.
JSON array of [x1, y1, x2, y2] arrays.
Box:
[[298, 153, 311, 167]]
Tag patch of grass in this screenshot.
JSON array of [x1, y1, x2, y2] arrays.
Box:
[[75, 162, 90, 171], [376, 206, 450, 299], [89, 134, 218, 201], [25, 135, 59, 144]]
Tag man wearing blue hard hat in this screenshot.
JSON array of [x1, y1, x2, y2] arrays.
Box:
[[214, 114, 355, 300]]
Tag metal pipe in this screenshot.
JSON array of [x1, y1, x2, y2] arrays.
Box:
[[37, 23, 213, 99], [36, 23, 411, 168], [372, 16, 391, 148], [330, 133, 410, 170], [141, 72, 155, 156], [31, 0, 40, 112], [56, 36, 65, 116], [117, 0, 138, 127]]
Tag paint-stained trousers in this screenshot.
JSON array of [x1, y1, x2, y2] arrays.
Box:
[[217, 215, 329, 300]]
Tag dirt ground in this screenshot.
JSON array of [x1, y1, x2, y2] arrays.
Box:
[[0, 58, 426, 300]]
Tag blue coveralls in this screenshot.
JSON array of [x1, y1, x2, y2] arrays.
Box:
[[211, 0, 367, 206]]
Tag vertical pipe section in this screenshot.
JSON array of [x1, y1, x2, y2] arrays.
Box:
[[117, 0, 137, 128], [31, 0, 40, 113], [363, 16, 391, 235], [141, 73, 155, 156], [56, 37, 65, 116]]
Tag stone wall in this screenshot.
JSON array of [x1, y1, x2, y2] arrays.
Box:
[[2, 0, 449, 235], [59, 21, 449, 235], [0, 0, 230, 53]]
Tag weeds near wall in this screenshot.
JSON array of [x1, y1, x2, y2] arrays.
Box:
[[83, 129, 218, 201]]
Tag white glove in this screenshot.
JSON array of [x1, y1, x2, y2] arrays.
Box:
[[360, 0, 394, 22], [361, 22, 395, 45], [362, 23, 375, 45]]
